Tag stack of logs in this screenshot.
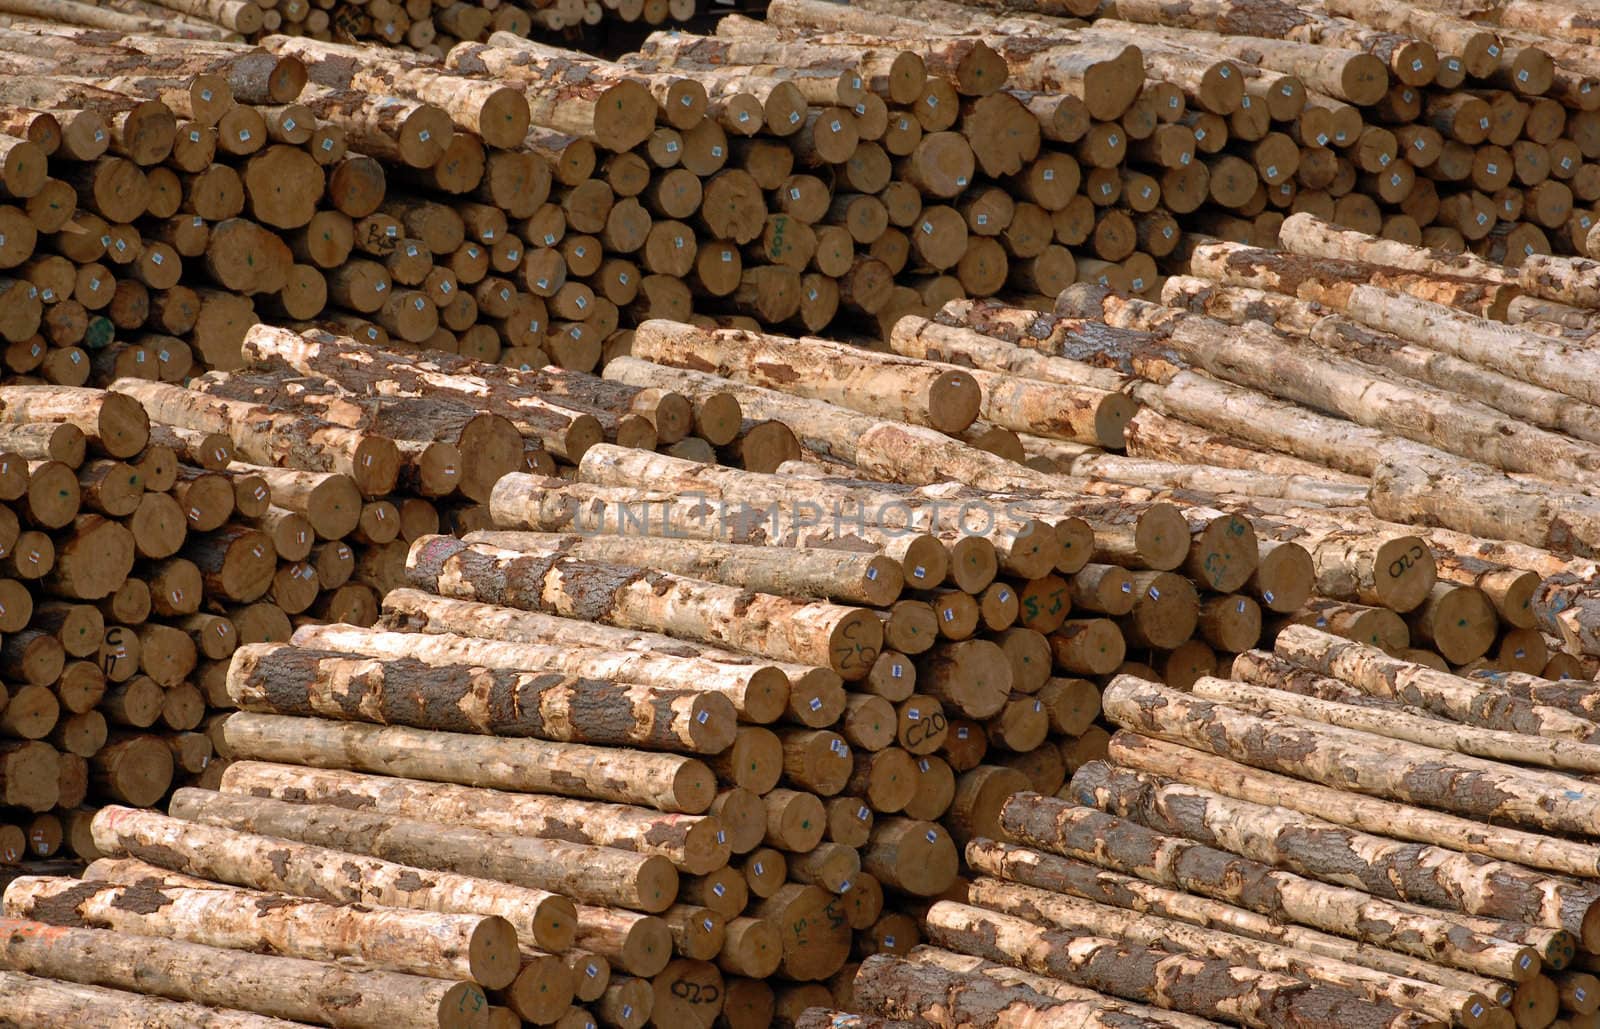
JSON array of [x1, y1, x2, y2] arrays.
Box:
[[0, 320, 716, 872], [0, 0, 705, 55], [7, 0, 1600, 369], [3, 305, 1595, 1026], [841, 625, 1600, 1029]]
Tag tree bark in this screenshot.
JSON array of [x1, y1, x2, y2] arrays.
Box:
[[221, 711, 716, 814], [1100, 675, 1600, 838], [996, 790, 1540, 982], [226, 641, 736, 754], [405, 536, 883, 681], [4, 874, 521, 989], [0, 914, 491, 1029]]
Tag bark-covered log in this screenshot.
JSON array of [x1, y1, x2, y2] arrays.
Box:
[[405, 536, 882, 680], [1068, 759, 1600, 947], [226, 641, 736, 753], [1099, 675, 1600, 838], [997, 788, 1542, 981]]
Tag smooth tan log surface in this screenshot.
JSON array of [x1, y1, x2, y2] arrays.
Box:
[[0, 968, 310, 1029], [3, 875, 521, 989], [0, 915, 491, 1029]]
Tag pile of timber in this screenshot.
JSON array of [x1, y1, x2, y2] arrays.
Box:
[[845, 624, 1600, 1029], [0, 0, 705, 54], [7, 309, 1596, 1025], [0, 325, 705, 872]]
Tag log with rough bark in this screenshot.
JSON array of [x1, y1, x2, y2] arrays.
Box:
[[89, 804, 577, 953], [225, 641, 738, 753], [404, 535, 883, 680], [1068, 758, 1600, 946], [995, 788, 1541, 982], [0, 914, 492, 1029], [1099, 675, 1600, 838], [3, 874, 523, 988]]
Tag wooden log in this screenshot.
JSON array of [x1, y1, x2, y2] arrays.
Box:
[[1070, 759, 1600, 946], [1100, 675, 1600, 838], [4, 874, 521, 989], [226, 641, 737, 754], [965, 837, 1512, 1020], [920, 902, 1435, 1029], [0, 967, 309, 1029], [220, 761, 727, 875], [0, 914, 490, 1029], [996, 789, 1540, 982], [90, 805, 575, 954], [406, 536, 882, 681], [0, 386, 146, 458], [378, 590, 840, 729], [167, 788, 678, 914]]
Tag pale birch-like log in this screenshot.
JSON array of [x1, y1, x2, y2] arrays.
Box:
[[218, 761, 729, 874], [221, 711, 717, 814], [405, 536, 883, 680], [0, 968, 309, 1029]]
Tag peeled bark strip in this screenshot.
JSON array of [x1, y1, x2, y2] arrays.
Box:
[[1274, 625, 1600, 742], [1100, 675, 1600, 838], [227, 641, 736, 754], [965, 838, 1512, 1018], [220, 761, 728, 874], [222, 711, 716, 814], [0, 968, 308, 1029], [165, 788, 678, 914], [1069, 759, 1600, 945], [630, 319, 981, 435], [464, 526, 903, 607], [379, 588, 840, 727], [965, 876, 1480, 1025], [3, 874, 520, 989], [995, 790, 1540, 982], [89, 805, 575, 955], [0, 914, 489, 1029], [406, 536, 883, 681], [921, 902, 1436, 1029]]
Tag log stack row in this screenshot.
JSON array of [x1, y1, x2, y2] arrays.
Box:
[[4, 303, 1593, 1025], [845, 624, 1600, 1029]]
